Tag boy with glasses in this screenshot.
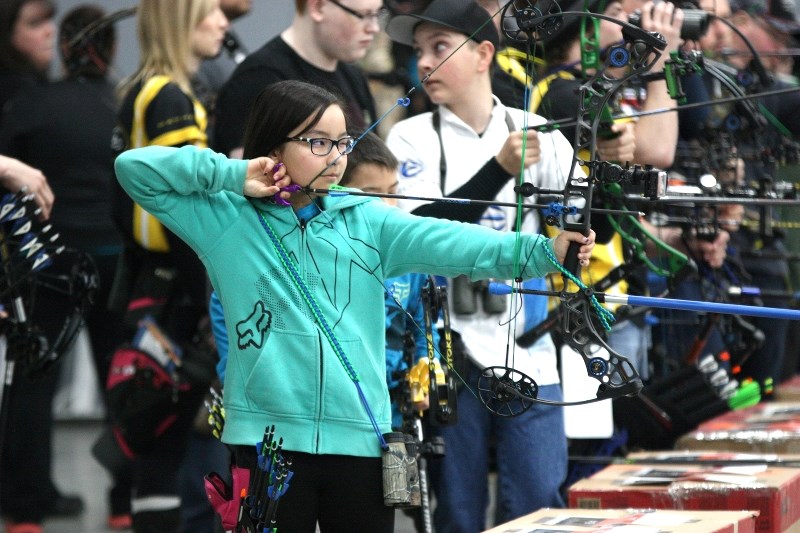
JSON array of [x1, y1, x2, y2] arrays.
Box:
[[214, 0, 380, 159]]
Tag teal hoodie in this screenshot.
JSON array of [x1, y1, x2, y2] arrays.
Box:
[[115, 145, 561, 457]]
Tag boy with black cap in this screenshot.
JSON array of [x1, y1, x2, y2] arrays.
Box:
[[385, 1, 579, 529]]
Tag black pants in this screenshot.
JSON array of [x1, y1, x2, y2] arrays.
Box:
[[84, 253, 125, 391], [130, 383, 206, 533], [0, 251, 109, 522], [233, 447, 394, 533], [0, 368, 59, 522]]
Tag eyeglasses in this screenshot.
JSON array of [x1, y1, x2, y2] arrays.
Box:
[[284, 136, 354, 156], [327, 0, 389, 25]]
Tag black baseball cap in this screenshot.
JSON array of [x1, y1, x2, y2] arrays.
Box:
[[385, 0, 500, 47], [729, 0, 800, 34]]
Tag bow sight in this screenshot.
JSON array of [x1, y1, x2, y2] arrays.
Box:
[[586, 161, 668, 200], [514, 161, 668, 202], [501, 0, 708, 51]]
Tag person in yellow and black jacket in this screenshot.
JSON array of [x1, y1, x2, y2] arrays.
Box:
[[109, 2, 229, 532]]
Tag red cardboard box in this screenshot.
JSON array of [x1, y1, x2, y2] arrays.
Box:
[[482, 508, 757, 533], [625, 451, 800, 466], [567, 463, 800, 532], [675, 403, 800, 455], [775, 377, 800, 403]]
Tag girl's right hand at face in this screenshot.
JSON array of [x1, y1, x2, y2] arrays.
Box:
[[243, 157, 292, 199]]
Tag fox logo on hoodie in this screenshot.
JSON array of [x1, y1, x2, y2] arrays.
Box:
[[236, 300, 272, 350]]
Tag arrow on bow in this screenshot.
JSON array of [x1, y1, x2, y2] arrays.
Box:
[[490, 282, 800, 321]]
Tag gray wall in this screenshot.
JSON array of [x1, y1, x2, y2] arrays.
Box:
[[50, 0, 294, 81]]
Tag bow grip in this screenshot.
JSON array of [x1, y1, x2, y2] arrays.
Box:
[[562, 241, 582, 278], [561, 176, 593, 277]]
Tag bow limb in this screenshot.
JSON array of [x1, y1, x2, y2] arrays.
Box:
[[467, 5, 672, 412], [15, 247, 98, 380], [558, 10, 667, 270], [545, 11, 669, 402]]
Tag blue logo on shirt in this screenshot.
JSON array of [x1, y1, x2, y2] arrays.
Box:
[[481, 206, 507, 231], [389, 280, 411, 305], [400, 159, 423, 177]]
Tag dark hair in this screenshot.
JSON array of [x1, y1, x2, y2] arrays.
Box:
[[242, 80, 345, 159], [540, 30, 578, 65], [0, 0, 55, 73], [60, 5, 116, 78], [341, 132, 399, 187], [539, 0, 606, 65]]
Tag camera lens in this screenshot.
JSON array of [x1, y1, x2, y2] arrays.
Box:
[[680, 9, 711, 41], [628, 8, 710, 42]]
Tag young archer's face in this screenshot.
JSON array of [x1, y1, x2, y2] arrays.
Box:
[[272, 104, 350, 206], [345, 163, 399, 206], [599, 1, 627, 49], [413, 24, 485, 105]]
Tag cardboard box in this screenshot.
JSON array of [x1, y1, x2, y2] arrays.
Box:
[[567, 463, 800, 532], [675, 403, 800, 455], [483, 508, 757, 533], [625, 451, 800, 466], [775, 377, 800, 403]]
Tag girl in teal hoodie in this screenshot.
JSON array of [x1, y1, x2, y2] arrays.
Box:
[[115, 79, 594, 532]]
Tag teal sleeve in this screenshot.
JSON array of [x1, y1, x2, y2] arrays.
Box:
[[115, 145, 247, 197], [115, 145, 249, 253], [371, 204, 558, 281]]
